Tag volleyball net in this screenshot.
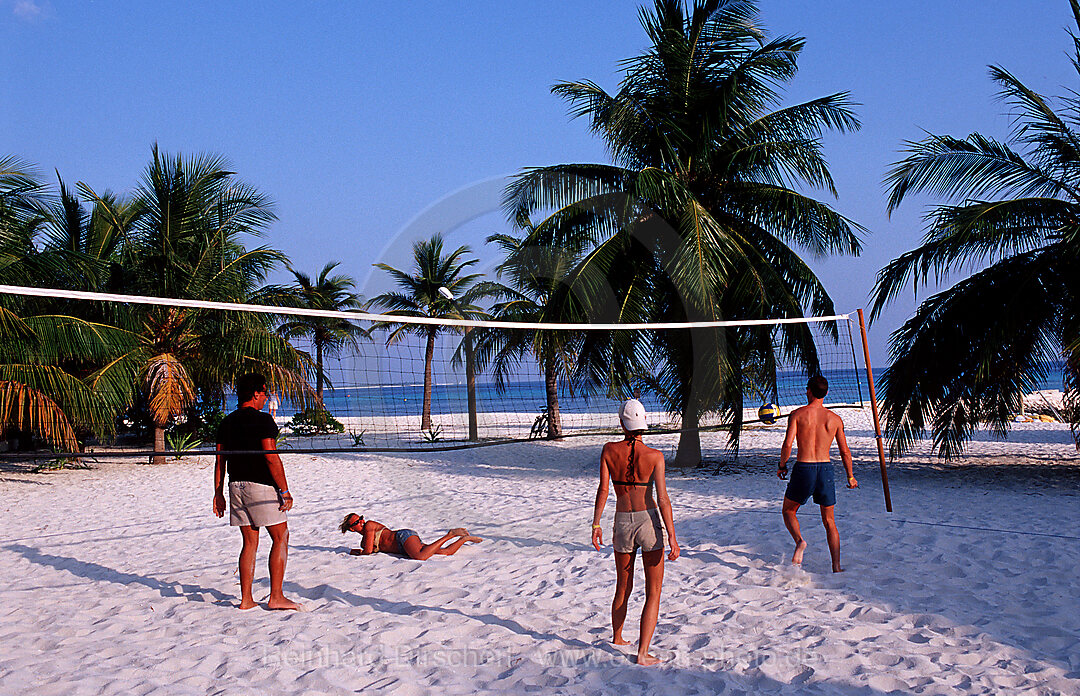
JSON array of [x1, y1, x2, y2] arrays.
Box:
[[0, 284, 868, 459]]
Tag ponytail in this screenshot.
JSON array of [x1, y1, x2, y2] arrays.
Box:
[[625, 430, 645, 483]]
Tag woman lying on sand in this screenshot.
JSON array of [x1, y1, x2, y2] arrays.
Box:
[[339, 514, 481, 560]]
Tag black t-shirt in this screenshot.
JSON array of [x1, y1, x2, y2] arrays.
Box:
[[216, 407, 280, 487]]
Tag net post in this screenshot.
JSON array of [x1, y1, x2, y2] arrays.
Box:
[[464, 326, 478, 441], [846, 318, 864, 407], [857, 308, 892, 512]]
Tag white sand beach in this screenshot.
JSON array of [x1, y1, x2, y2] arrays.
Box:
[[1, 406, 1078, 695]]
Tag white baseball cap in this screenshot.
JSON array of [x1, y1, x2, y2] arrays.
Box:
[[619, 399, 647, 432]]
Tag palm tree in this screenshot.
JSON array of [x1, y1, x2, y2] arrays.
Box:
[[0, 159, 130, 453], [265, 262, 368, 402], [82, 146, 314, 463], [504, 0, 862, 465], [473, 229, 585, 438], [0, 309, 130, 452], [370, 234, 488, 432], [0, 156, 50, 291], [870, 0, 1080, 459]]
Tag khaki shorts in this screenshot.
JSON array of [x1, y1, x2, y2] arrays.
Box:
[[613, 508, 664, 554], [229, 481, 287, 528]]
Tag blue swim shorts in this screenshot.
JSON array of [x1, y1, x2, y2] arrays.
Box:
[[395, 528, 419, 551], [784, 461, 836, 507]]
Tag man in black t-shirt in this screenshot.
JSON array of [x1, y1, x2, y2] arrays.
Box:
[[213, 373, 299, 611]]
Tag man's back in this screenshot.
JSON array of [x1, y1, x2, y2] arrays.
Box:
[[790, 403, 844, 462], [217, 406, 278, 486]]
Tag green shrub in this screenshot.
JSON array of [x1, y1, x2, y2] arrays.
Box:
[[196, 407, 226, 441], [165, 430, 203, 460], [421, 424, 443, 443], [286, 408, 345, 436]]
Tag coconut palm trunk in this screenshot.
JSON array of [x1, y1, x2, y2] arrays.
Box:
[[674, 402, 701, 467], [543, 356, 562, 438], [316, 339, 325, 402], [421, 327, 436, 431], [153, 422, 167, 465]]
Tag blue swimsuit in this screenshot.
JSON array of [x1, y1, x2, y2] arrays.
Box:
[[394, 528, 419, 551], [784, 461, 836, 507]]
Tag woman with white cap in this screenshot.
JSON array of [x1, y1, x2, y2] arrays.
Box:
[[591, 398, 679, 666]]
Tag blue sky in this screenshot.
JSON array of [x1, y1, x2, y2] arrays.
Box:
[[2, 0, 1075, 360]]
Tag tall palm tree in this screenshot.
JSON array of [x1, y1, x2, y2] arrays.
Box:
[[871, 0, 1080, 459], [0, 159, 126, 452], [265, 262, 368, 402], [370, 234, 488, 432], [0, 308, 130, 452], [42, 177, 138, 294], [504, 0, 862, 465], [0, 156, 50, 291], [473, 229, 585, 438], [83, 146, 314, 463]]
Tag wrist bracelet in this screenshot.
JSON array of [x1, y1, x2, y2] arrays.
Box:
[[280, 489, 290, 495], [592, 523, 601, 529]]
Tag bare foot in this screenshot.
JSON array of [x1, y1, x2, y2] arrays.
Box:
[[832, 565, 845, 573], [267, 596, 302, 611], [349, 548, 363, 555], [464, 535, 482, 543], [792, 540, 807, 565], [613, 636, 630, 646], [238, 599, 258, 610], [449, 527, 469, 537], [637, 652, 661, 666]]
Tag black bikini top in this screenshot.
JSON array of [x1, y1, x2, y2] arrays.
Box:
[[614, 436, 652, 486]]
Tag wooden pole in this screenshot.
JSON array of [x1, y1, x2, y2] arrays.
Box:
[[465, 326, 478, 441], [857, 309, 892, 512]]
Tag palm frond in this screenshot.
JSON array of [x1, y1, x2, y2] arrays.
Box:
[[870, 197, 1071, 321], [879, 249, 1064, 459], [144, 353, 195, 425], [0, 379, 80, 451], [886, 134, 1067, 213]]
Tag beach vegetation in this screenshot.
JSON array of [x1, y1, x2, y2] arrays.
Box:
[[370, 234, 494, 432], [871, 0, 1080, 457], [472, 230, 586, 439], [164, 429, 202, 460], [187, 400, 226, 441], [504, 0, 862, 465], [77, 146, 316, 463], [286, 407, 345, 436], [421, 424, 443, 443], [0, 148, 317, 462], [0, 158, 125, 452], [261, 262, 369, 403]]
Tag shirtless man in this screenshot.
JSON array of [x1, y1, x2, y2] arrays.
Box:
[[777, 375, 857, 572], [339, 514, 481, 560]]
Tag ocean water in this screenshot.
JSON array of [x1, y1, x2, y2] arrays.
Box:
[[283, 362, 1069, 420], [287, 366, 872, 418]]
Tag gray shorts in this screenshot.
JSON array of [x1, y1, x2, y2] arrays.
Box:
[[229, 480, 287, 528], [613, 508, 664, 554]]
